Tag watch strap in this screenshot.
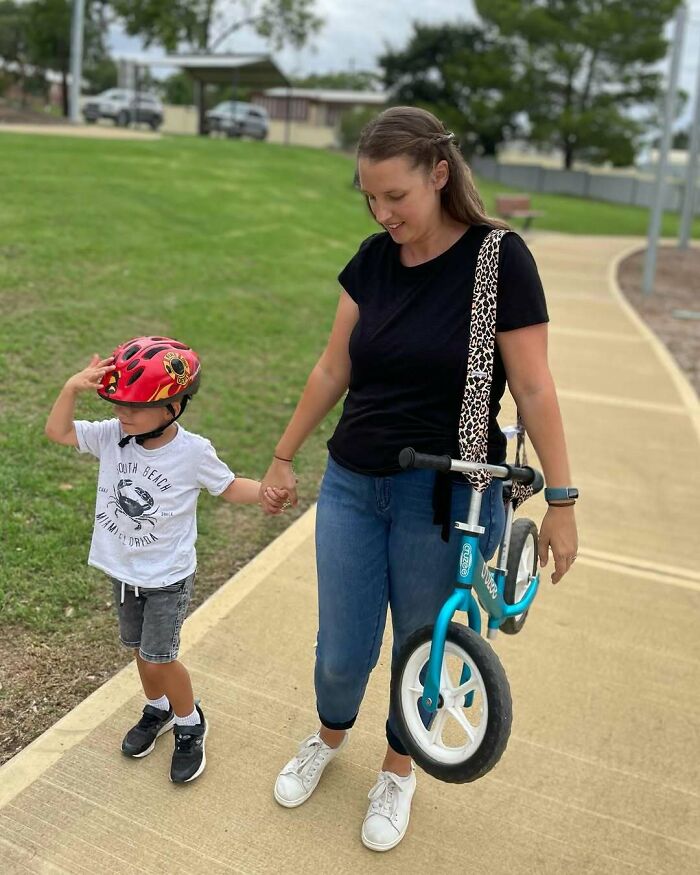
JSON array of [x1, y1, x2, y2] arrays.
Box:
[[544, 487, 579, 502]]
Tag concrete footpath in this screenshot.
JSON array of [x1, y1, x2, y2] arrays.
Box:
[[1, 235, 699, 874]]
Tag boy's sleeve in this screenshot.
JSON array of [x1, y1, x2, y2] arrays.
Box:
[[197, 440, 236, 496], [74, 419, 118, 458]]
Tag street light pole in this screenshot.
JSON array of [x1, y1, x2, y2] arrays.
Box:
[[69, 0, 85, 123], [679, 46, 700, 249], [642, 3, 687, 294]]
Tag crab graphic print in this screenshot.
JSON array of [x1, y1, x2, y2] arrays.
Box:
[[94, 459, 172, 548], [73, 418, 235, 587]]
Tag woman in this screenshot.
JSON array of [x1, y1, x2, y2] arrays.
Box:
[[259, 106, 578, 852]]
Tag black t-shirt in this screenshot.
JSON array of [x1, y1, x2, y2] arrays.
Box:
[[327, 224, 549, 475]]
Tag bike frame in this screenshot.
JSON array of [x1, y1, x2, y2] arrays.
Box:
[[420, 484, 540, 714]]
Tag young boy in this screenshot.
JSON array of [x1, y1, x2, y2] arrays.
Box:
[[45, 336, 288, 783]]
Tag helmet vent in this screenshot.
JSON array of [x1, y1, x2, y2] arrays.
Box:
[[143, 346, 168, 359], [126, 358, 141, 370], [126, 367, 145, 386], [123, 344, 141, 361]]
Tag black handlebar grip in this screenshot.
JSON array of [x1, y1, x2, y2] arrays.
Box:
[[399, 448, 452, 472], [528, 467, 545, 494], [506, 464, 544, 494]]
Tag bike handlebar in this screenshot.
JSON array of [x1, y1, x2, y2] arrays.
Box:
[[399, 447, 544, 493]]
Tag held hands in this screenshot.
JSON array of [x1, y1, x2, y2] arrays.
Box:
[[538, 505, 578, 585], [66, 354, 115, 394], [259, 458, 298, 515]]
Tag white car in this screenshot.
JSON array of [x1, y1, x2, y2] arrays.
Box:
[[82, 89, 164, 130], [205, 101, 269, 139]]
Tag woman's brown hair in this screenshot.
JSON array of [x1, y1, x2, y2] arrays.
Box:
[[356, 106, 509, 231]]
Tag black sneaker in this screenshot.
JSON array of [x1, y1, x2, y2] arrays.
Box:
[[121, 704, 175, 758], [170, 704, 207, 783]]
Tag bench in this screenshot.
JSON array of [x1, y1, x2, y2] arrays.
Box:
[[495, 194, 544, 231]]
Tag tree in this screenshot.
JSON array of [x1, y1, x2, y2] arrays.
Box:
[[23, 0, 111, 115], [161, 69, 237, 105], [24, 0, 72, 114], [0, 1, 32, 104], [293, 69, 382, 92], [475, 0, 682, 168], [672, 129, 689, 151], [379, 22, 524, 157], [112, 0, 323, 52], [338, 105, 378, 150]]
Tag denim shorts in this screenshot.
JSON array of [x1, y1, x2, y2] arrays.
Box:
[[110, 572, 195, 664]]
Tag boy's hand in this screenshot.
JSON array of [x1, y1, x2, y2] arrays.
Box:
[[65, 354, 115, 394], [259, 458, 298, 515], [260, 486, 291, 515]]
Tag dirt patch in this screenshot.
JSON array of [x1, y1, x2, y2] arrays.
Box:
[[0, 617, 129, 764], [617, 246, 700, 396], [0, 100, 160, 140], [0, 101, 68, 126]]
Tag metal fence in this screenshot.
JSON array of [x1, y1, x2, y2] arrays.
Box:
[[471, 156, 697, 215]]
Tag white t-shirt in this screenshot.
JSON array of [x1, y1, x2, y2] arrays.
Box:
[[74, 419, 235, 588]]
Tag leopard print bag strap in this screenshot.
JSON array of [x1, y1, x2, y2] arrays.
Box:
[[457, 228, 508, 491], [509, 413, 535, 509]]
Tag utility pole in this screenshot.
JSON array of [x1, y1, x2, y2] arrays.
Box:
[[679, 45, 700, 248], [69, 0, 85, 123], [643, 4, 687, 294]]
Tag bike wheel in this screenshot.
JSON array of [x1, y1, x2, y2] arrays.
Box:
[[501, 519, 538, 635], [391, 623, 512, 783]]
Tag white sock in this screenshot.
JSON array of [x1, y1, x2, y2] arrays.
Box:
[[175, 706, 201, 727], [147, 695, 170, 711]]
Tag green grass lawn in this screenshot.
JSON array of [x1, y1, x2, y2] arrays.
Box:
[[0, 132, 696, 633]]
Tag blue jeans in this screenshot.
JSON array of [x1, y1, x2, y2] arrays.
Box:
[[314, 455, 505, 755]]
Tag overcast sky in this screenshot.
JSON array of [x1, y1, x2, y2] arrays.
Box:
[[109, 0, 700, 119]]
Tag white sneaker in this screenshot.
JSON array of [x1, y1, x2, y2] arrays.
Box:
[[361, 767, 416, 852], [274, 731, 348, 808]]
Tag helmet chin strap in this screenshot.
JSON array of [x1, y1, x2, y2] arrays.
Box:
[[118, 397, 190, 448]]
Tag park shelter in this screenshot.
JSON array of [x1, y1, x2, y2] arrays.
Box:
[[117, 53, 291, 138]]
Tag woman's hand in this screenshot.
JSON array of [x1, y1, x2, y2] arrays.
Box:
[[259, 458, 298, 515], [538, 505, 578, 584]]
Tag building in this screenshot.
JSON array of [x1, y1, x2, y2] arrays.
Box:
[[252, 87, 387, 128]]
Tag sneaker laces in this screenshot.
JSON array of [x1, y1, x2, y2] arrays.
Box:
[[367, 772, 402, 819], [174, 730, 198, 752], [284, 735, 328, 777]]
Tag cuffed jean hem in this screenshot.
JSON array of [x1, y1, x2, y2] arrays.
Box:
[[136, 649, 179, 664], [318, 710, 357, 731], [386, 721, 409, 756], [118, 637, 142, 649]]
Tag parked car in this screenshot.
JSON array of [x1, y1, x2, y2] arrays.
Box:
[[205, 101, 269, 139], [82, 89, 164, 130]]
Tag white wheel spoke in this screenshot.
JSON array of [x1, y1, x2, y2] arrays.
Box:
[[440, 660, 454, 695], [428, 708, 449, 745], [454, 678, 478, 699], [447, 706, 477, 741]]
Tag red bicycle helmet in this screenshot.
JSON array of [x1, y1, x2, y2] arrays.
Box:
[[99, 336, 200, 407]]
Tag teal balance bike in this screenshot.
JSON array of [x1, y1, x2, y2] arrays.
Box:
[[391, 447, 544, 784]]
